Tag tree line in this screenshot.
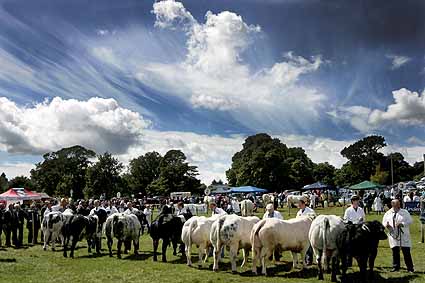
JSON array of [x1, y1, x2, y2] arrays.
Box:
[[1, 134, 424, 197]]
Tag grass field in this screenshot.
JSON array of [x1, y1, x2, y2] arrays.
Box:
[[0, 206, 424, 283]]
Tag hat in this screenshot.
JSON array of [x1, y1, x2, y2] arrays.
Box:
[[266, 203, 274, 210], [351, 195, 360, 202]]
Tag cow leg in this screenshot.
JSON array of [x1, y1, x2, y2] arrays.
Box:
[[331, 256, 338, 282], [152, 239, 159, 261], [43, 230, 49, 251], [369, 249, 377, 280], [316, 251, 324, 280], [212, 244, 221, 271], [358, 256, 367, 283], [70, 237, 78, 258], [300, 245, 309, 269], [291, 251, 299, 269], [186, 241, 192, 266], [133, 239, 139, 255], [241, 248, 249, 268], [63, 236, 68, 257], [260, 247, 272, 276], [51, 232, 57, 251], [117, 240, 122, 259], [229, 244, 238, 273], [162, 238, 169, 262], [252, 246, 259, 275], [340, 253, 348, 282], [107, 237, 113, 257], [87, 239, 92, 253]]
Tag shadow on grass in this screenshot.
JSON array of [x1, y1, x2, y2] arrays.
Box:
[[0, 258, 17, 263], [342, 271, 419, 283], [77, 252, 109, 259], [122, 251, 155, 261]]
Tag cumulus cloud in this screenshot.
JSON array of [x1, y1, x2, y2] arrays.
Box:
[[0, 162, 35, 179], [0, 97, 150, 155], [142, 0, 325, 131], [369, 88, 425, 126], [330, 88, 425, 133], [386, 54, 411, 70]]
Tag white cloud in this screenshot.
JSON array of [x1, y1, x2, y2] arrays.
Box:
[[369, 88, 425, 126], [141, 0, 325, 132], [91, 47, 120, 68], [386, 54, 411, 70], [0, 162, 35, 179], [331, 88, 425, 133], [0, 97, 150, 155]]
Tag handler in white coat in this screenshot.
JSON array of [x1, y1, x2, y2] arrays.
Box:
[[344, 195, 365, 224], [382, 199, 414, 273]]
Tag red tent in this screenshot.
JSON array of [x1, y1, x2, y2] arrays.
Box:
[[0, 188, 42, 201]]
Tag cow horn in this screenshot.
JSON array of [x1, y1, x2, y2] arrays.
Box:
[[362, 224, 370, 232]]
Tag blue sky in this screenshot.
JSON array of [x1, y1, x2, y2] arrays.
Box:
[[1, 0, 425, 183]]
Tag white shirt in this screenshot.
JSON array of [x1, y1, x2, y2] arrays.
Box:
[[231, 200, 240, 213], [123, 207, 139, 215], [403, 195, 413, 203], [212, 207, 227, 215], [382, 208, 413, 248], [296, 206, 315, 217], [175, 207, 187, 216], [263, 210, 283, 220], [344, 206, 365, 224]]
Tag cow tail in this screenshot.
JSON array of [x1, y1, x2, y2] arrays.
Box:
[[110, 218, 114, 239], [216, 217, 224, 251], [322, 217, 329, 268], [251, 220, 265, 260], [188, 218, 197, 248]]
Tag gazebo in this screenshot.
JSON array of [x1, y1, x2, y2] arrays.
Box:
[[349, 181, 385, 190], [0, 188, 42, 201]]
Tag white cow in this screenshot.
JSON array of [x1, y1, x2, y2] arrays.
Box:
[[251, 216, 313, 275], [240, 200, 254, 216], [42, 211, 64, 251], [308, 214, 345, 282], [287, 194, 310, 208], [181, 214, 220, 267], [210, 215, 260, 272], [262, 194, 274, 207]]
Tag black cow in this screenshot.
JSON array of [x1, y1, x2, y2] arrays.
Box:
[[150, 206, 192, 262], [337, 220, 387, 282], [88, 209, 108, 253], [62, 214, 88, 258]]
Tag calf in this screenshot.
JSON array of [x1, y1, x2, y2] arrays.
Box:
[[181, 215, 219, 267], [251, 216, 313, 275], [337, 220, 387, 282], [42, 211, 64, 251], [210, 215, 260, 273], [240, 200, 254, 217], [309, 214, 345, 282], [105, 213, 141, 259]]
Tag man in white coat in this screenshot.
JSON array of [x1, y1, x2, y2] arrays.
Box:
[[344, 195, 365, 224], [382, 199, 414, 273], [263, 203, 283, 219]]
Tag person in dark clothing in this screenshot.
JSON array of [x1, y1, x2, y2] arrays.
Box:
[[26, 203, 41, 245], [0, 201, 6, 246], [14, 203, 27, 247]]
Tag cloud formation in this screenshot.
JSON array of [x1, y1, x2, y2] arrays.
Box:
[[143, 0, 325, 131], [0, 97, 149, 155], [386, 54, 411, 70]]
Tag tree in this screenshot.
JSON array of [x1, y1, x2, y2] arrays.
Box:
[[0, 172, 8, 192], [8, 176, 33, 189], [380, 152, 414, 184], [334, 163, 362, 187], [126, 151, 162, 195], [370, 165, 389, 184], [226, 133, 315, 191], [31, 145, 96, 198], [84, 152, 124, 199], [146, 150, 201, 196], [313, 162, 336, 186], [340, 135, 386, 182]]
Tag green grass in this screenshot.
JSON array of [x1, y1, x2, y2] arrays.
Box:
[[0, 206, 424, 283]]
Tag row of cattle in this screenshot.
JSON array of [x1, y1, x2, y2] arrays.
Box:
[[181, 213, 387, 282], [41, 207, 387, 283]]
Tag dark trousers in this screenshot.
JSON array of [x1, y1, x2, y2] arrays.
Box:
[[28, 227, 39, 245], [5, 227, 11, 246], [305, 246, 313, 264], [392, 247, 414, 271], [17, 225, 24, 247], [11, 227, 18, 247]]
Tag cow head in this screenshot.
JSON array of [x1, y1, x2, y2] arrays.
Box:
[[112, 215, 124, 238], [362, 221, 387, 240], [134, 210, 148, 227], [94, 209, 108, 225]]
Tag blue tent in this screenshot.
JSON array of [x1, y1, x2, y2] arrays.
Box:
[[230, 186, 268, 193]]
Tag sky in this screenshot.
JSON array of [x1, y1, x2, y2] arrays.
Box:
[[1, 0, 425, 184]]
